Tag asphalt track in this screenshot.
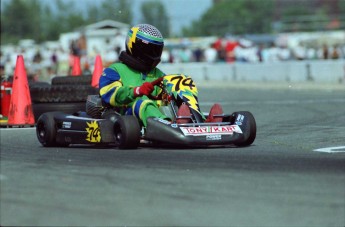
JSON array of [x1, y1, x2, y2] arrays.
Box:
[[1, 82, 345, 226]]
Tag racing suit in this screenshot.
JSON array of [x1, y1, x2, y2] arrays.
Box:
[[99, 62, 167, 126]]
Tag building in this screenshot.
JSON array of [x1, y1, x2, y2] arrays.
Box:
[[59, 20, 130, 56]]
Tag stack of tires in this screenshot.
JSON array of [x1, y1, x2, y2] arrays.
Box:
[[30, 75, 99, 121]]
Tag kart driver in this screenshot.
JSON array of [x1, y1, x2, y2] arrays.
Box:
[[99, 24, 223, 126]]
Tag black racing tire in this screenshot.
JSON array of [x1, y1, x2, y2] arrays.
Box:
[[29, 81, 51, 89], [32, 102, 86, 122], [113, 116, 141, 149], [51, 75, 92, 86], [233, 111, 256, 147], [30, 85, 99, 103], [36, 112, 61, 147]]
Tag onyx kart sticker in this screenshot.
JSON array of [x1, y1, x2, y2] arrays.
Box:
[[62, 122, 71, 129], [154, 118, 178, 128], [206, 134, 222, 141], [235, 114, 244, 125], [155, 118, 171, 125]]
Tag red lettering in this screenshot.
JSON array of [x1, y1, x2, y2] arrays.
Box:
[[229, 125, 236, 131], [213, 127, 220, 132], [198, 128, 207, 133], [186, 127, 208, 134], [187, 128, 195, 133]]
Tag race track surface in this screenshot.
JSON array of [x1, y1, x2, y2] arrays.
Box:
[[1, 82, 344, 226]]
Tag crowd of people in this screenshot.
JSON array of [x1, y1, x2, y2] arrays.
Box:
[[161, 37, 344, 64], [1, 35, 344, 84]]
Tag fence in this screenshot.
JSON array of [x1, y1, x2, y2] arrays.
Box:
[[159, 59, 345, 84]]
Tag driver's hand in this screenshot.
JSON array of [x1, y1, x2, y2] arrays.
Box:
[[133, 82, 154, 97]]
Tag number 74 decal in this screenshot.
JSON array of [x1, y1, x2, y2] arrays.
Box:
[[164, 74, 198, 95], [86, 121, 101, 142]]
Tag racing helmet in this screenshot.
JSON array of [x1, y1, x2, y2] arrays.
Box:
[[125, 24, 164, 71]]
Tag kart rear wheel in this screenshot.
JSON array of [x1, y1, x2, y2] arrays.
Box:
[[36, 112, 59, 147], [113, 116, 141, 149], [233, 111, 256, 147]]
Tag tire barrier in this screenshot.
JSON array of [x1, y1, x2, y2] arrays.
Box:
[[30, 82, 99, 121], [51, 75, 92, 86], [30, 85, 98, 103]]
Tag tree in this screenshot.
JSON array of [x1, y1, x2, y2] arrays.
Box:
[[182, 0, 274, 37], [40, 5, 57, 41], [100, 0, 132, 24], [279, 2, 338, 32], [140, 1, 170, 37], [54, 0, 86, 32], [0, 0, 133, 45], [1, 0, 42, 43], [1, 0, 87, 44], [86, 4, 104, 23]]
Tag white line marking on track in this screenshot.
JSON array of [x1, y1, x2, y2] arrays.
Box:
[[313, 146, 345, 153]]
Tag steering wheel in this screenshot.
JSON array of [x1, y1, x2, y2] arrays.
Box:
[[147, 77, 165, 100]]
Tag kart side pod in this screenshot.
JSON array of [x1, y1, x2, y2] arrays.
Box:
[[36, 112, 117, 147]]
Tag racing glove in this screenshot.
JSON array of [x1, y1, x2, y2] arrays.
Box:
[[133, 82, 154, 97]]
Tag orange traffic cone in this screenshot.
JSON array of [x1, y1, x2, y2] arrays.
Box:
[[91, 55, 103, 88], [7, 55, 35, 126], [72, 55, 82, 76]]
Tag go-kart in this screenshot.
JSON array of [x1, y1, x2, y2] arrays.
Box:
[[36, 74, 256, 149]]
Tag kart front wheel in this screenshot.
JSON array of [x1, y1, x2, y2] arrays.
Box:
[[232, 111, 256, 147], [36, 112, 59, 147], [113, 116, 141, 149]]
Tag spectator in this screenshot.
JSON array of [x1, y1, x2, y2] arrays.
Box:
[[113, 31, 125, 54], [0, 51, 5, 68], [78, 34, 87, 57], [204, 44, 217, 63], [225, 38, 238, 63], [82, 62, 91, 75], [257, 44, 264, 62], [70, 39, 79, 56], [0, 64, 5, 78], [33, 49, 42, 63], [322, 44, 329, 59], [104, 48, 119, 67], [161, 48, 170, 63], [306, 47, 317, 60], [32, 49, 43, 73], [68, 50, 75, 75], [292, 43, 306, 61], [278, 45, 291, 61], [193, 47, 203, 62], [181, 46, 193, 62], [213, 37, 225, 61], [331, 45, 340, 59], [234, 39, 258, 63], [51, 49, 58, 74], [267, 43, 280, 62], [46, 66, 57, 84]]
